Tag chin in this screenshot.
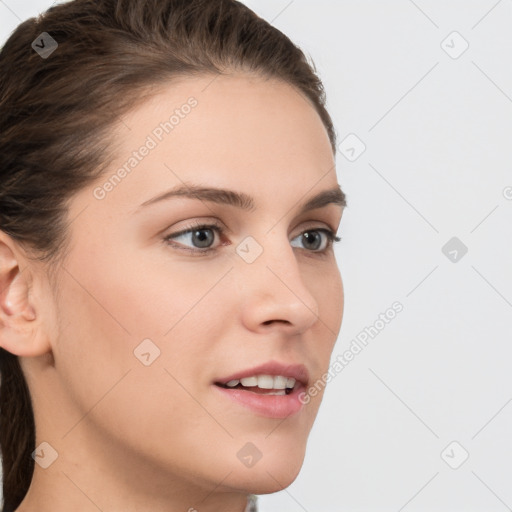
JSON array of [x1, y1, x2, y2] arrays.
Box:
[[238, 464, 304, 496], [224, 443, 307, 495]]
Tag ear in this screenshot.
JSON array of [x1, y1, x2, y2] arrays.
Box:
[[0, 232, 51, 357]]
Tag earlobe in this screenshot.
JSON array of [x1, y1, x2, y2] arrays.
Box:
[[0, 234, 49, 357]]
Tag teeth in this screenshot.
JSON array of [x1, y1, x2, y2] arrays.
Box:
[[225, 375, 296, 390], [240, 376, 258, 387], [286, 377, 296, 389], [265, 390, 287, 396]]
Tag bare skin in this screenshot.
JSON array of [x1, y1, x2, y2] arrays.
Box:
[[0, 73, 345, 512]]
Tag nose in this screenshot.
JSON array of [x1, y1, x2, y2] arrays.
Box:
[[235, 233, 320, 336]]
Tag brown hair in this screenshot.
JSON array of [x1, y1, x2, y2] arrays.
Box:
[[0, 0, 337, 509]]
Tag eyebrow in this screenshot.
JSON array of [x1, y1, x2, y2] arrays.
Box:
[[137, 183, 347, 214]]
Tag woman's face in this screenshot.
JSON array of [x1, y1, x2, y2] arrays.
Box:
[[29, 74, 345, 499]]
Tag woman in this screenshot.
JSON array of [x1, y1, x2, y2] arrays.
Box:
[[0, 0, 347, 511]]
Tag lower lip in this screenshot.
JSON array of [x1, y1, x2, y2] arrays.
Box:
[[212, 384, 307, 419]]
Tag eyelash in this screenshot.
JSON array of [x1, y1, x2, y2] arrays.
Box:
[[163, 221, 342, 256]]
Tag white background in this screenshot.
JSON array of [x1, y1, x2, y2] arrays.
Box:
[[1, 1, 511, 511]]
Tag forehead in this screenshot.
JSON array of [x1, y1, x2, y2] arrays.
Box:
[[81, 74, 338, 218], [116, 73, 333, 165]]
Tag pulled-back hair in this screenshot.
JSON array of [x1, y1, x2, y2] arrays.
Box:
[[0, 1, 337, 510]]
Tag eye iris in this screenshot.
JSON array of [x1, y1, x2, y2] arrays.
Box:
[[303, 231, 321, 250], [193, 229, 214, 248]]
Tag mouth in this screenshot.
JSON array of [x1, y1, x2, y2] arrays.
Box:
[[211, 362, 310, 419], [213, 361, 309, 391], [214, 380, 297, 396], [211, 380, 307, 419]]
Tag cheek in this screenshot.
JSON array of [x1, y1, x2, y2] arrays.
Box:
[[117, 257, 235, 347], [330, 267, 344, 331], [53, 254, 238, 468], [304, 262, 343, 399], [307, 259, 344, 338], [55, 246, 235, 387]]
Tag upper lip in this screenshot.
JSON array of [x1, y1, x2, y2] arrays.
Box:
[[214, 361, 310, 387]]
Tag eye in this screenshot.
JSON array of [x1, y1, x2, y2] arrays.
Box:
[[163, 223, 222, 253], [290, 229, 341, 252], [163, 223, 341, 256]]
